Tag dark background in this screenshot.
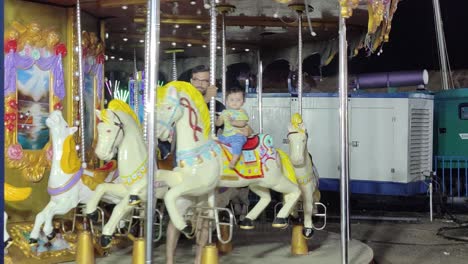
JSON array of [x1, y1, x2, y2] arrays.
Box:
[[323, 0, 468, 76]]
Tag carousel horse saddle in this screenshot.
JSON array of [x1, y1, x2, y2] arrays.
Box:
[[81, 160, 118, 191], [218, 134, 276, 180], [242, 135, 260, 150]]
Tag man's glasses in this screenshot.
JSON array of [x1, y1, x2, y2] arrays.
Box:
[[191, 78, 209, 84]]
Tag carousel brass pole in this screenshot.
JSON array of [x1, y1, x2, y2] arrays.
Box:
[[297, 9, 303, 116], [257, 50, 263, 134], [76, 0, 86, 168], [202, 0, 219, 263], [144, 0, 160, 263], [338, 10, 350, 264]]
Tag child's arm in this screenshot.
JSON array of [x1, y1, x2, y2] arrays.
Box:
[[231, 120, 247, 128]]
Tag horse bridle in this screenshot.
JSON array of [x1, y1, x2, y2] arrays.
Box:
[[287, 130, 309, 139], [107, 110, 125, 153]]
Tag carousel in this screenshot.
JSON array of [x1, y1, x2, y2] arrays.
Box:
[[3, 0, 407, 263]]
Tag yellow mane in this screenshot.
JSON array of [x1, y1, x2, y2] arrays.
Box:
[[102, 99, 140, 128], [291, 113, 305, 133], [157, 81, 210, 139], [61, 135, 82, 174]]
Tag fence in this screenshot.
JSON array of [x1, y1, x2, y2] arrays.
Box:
[[434, 156, 468, 198]]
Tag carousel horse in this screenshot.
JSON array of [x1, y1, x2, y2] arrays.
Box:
[[29, 111, 120, 245], [166, 187, 246, 264], [156, 81, 301, 235], [85, 99, 174, 248], [287, 113, 321, 238], [4, 183, 32, 250]]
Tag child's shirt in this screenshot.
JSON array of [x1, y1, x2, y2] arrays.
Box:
[[221, 109, 249, 137]]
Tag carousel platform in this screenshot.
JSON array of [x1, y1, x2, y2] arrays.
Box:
[[89, 226, 373, 264]]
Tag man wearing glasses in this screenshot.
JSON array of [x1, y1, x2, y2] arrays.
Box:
[[191, 65, 252, 136]]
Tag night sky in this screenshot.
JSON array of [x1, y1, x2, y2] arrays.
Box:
[[323, 0, 468, 76]]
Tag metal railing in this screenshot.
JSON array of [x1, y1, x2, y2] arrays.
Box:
[[434, 156, 468, 198]]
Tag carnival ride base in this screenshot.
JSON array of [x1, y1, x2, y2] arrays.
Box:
[[92, 227, 373, 264]]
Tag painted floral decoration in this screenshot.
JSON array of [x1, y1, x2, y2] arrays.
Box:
[[8, 144, 23, 160]]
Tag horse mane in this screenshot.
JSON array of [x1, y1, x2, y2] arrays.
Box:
[[157, 81, 210, 139], [291, 113, 305, 133], [102, 99, 140, 128], [60, 135, 82, 174]]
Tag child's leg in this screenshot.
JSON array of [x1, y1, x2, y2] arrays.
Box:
[[228, 135, 247, 169], [229, 154, 240, 169]]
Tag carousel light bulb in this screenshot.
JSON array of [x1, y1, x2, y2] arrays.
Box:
[[174, 24, 180, 29], [196, 25, 202, 29], [105, 55, 109, 60], [190, 0, 196, 5], [123, 38, 128, 41], [122, 5, 128, 10], [75, 120, 80, 126], [105, 33, 109, 39], [20, 114, 23, 118], [75, 96, 80, 101], [202, 44, 207, 48], [232, 47, 236, 50], [76, 145, 80, 150], [217, 46, 221, 49], [187, 43, 192, 47], [196, 9, 202, 15], [245, 48, 250, 52], [123, 27, 127, 31], [110, 56, 115, 59], [172, 42, 177, 46], [139, 39, 144, 43], [119, 58, 123, 61], [312, 31, 317, 37]]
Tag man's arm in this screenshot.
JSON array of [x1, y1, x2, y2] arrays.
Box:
[[204, 85, 218, 103]]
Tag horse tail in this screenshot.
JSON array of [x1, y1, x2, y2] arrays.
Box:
[[276, 149, 298, 185], [4, 183, 32, 202]]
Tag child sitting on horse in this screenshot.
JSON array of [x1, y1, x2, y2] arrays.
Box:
[[216, 87, 249, 169]]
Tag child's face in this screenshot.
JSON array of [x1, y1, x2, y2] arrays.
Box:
[[226, 92, 244, 110]]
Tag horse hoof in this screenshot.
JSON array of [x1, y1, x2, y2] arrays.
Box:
[[128, 195, 141, 206], [4, 238, 13, 249], [272, 217, 288, 229], [100, 235, 113, 249], [181, 225, 194, 238], [47, 230, 57, 242], [87, 210, 99, 223], [239, 218, 255, 230], [28, 238, 38, 246], [302, 228, 314, 239]]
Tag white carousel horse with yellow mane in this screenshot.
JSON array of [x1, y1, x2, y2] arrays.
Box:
[[156, 81, 302, 235], [286, 113, 324, 238], [84, 99, 173, 248], [29, 110, 120, 245], [4, 183, 32, 251]]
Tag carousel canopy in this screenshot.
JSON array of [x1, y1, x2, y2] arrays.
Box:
[[25, 0, 400, 63]]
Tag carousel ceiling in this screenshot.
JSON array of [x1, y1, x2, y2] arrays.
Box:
[[24, 0, 390, 61]]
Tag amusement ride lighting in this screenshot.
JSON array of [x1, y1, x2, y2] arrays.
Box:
[[174, 24, 180, 28], [232, 47, 236, 50], [187, 43, 192, 47], [123, 38, 128, 41], [122, 5, 128, 10], [196, 25, 202, 29], [202, 44, 207, 48], [190, 0, 196, 5], [172, 42, 177, 46], [110, 55, 115, 59], [119, 58, 123, 61], [245, 48, 250, 52], [140, 39, 145, 43]]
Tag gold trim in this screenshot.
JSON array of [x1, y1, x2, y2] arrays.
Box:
[[220, 175, 238, 181]]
